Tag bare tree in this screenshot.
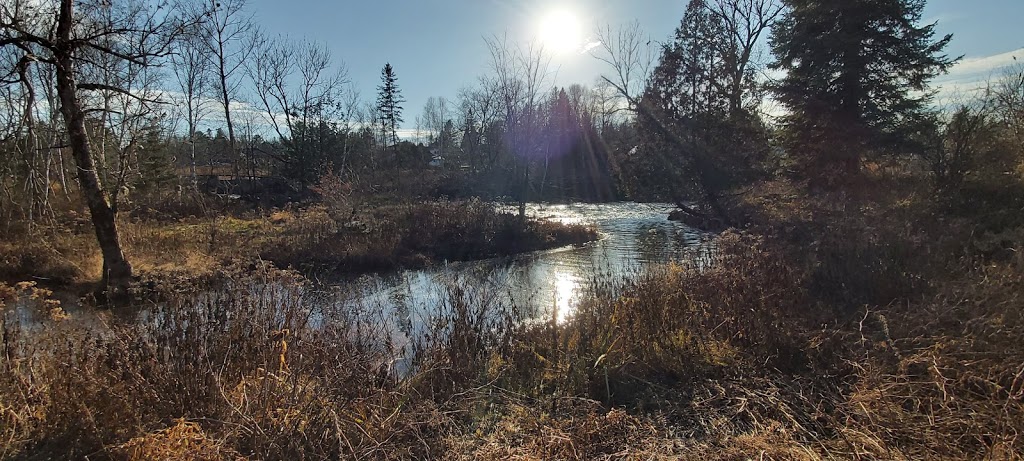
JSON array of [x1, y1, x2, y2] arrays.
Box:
[[922, 101, 992, 189], [196, 0, 253, 179], [566, 83, 588, 122], [990, 62, 1024, 148], [248, 33, 349, 185], [0, 39, 49, 220], [421, 96, 450, 145], [457, 76, 501, 170], [247, 33, 293, 142], [484, 33, 552, 218], [361, 99, 383, 168], [592, 21, 655, 112], [80, 20, 170, 211], [708, 0, 782, 114], [1, 0, 193, 296], [587, 78, 621, 133], [171, 23, 212, 189], [337, 84, 361, 173]]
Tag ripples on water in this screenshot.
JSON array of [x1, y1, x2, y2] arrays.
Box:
[[347, 202, 709, 329], [5, 202, 713, 379], [7, 203, 711, 338]]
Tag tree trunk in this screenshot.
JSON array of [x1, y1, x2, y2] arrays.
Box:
[[55, 0, 133, 297], [518, 165, 529, 220], [215, 41, 238, 179], [190, 133, 198, 189]]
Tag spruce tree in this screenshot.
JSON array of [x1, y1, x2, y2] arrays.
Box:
[[630, 0, 768, 217], [376, 63, 405, 165], [771, 0, 956, 177]]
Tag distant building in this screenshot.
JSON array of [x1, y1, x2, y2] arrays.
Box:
[[428, 147, 444, 168]]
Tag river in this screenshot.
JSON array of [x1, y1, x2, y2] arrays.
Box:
[[7, 202, 709, 334], [339, 202, 708, 332]]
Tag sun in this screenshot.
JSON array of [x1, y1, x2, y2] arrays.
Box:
[[539, 9, 583, 55]]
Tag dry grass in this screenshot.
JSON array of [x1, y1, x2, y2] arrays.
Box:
[[0, 221, 102, 285], [2, 169, 1023, 459], [259, 199, 598, 274], [0, 199, 597, 293], [116, 419, 239, 461], [461, 171, 1024, 459], [1, 265, 459, 459]]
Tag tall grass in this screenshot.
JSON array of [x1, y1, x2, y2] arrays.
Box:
[[261, 199, 597, 274], [0, 198, 597, 291], [1, 261, 542, 459], [3, 174, 1024, 459]]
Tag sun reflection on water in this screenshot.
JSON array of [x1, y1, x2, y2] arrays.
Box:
[[551, 269, 580, 324]]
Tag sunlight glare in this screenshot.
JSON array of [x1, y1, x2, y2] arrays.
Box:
[[539, 9, 584, 55], [552, 270, 579, 324]]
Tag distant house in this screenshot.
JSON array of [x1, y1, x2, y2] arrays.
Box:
[[428, 147, 444, 168]]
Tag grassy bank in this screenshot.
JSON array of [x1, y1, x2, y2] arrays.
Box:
[[2, 170, 1023, 459], [0, 198, 597, 292]]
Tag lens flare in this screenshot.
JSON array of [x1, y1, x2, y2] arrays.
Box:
[[539, 9, 583, 54]]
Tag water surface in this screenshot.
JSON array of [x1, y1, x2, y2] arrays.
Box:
[[344, 202, 706, 328], [6, 203, 707, 333]]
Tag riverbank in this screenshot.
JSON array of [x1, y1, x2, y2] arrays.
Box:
[[3, 171, 1023, 459], [0, 199, 597, 295]]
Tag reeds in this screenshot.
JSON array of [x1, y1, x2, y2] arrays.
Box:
[[3, 173, 1024, 459]]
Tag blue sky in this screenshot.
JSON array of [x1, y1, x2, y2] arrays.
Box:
[[246, 0, 1024, 128]]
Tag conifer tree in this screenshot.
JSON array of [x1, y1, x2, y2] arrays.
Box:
[[376, 63, 405, 165], [771, 0, 956, 177], [630, 0, 769, 219]]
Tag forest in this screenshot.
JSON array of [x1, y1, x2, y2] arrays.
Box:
[[2, 0, 1024, 459]]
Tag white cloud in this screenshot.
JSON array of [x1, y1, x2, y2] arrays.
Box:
[[933, 48, 1023, 103], [948, 48, 1022, 77], [580, 41, 602, 54]]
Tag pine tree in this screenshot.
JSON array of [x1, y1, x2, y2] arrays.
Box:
[[376, 63, 405, 164], [629, 0, 768, 217], [771, 0, 956, 177], [649, 0, 731, 121]]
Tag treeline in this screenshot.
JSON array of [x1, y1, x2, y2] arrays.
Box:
[[0, 0, 647, 293], [622, 0, 1022, 224], [3, 0, 1023, 293], [0, 0, 633, 222]]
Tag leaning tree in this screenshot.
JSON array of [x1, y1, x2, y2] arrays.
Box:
[[1, 0, 195, 296]]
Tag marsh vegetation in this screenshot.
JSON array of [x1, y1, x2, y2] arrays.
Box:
[[3, 0, 1024, 458]]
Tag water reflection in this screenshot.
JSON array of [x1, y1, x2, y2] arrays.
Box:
[[552, 270, 579, 324], [346, 202, 708, 325], [7, 203, 709, 333]]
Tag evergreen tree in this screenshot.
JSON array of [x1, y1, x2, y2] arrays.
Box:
[[628, 0, 768, 217], [650, 0, 731, 120], [376, 63, 406, 164], [283, 120, 345, 186], [771, 0, 956, 178], [135, 123, 179, 196]]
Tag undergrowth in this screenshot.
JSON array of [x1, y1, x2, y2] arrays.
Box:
[[0, 199, 597, 291], [2, 172, 1023, 459]]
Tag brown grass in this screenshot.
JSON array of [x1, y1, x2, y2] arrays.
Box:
[[2, 169, 1023, 459], [116, 419, 239, 461], [259, 199, 598, 275], [1, 265, 456, 459], [0, 222, 102, 285], [0, 199, 597, 293]]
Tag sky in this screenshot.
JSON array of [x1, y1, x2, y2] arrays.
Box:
[[245, 0, 1024, 130]]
